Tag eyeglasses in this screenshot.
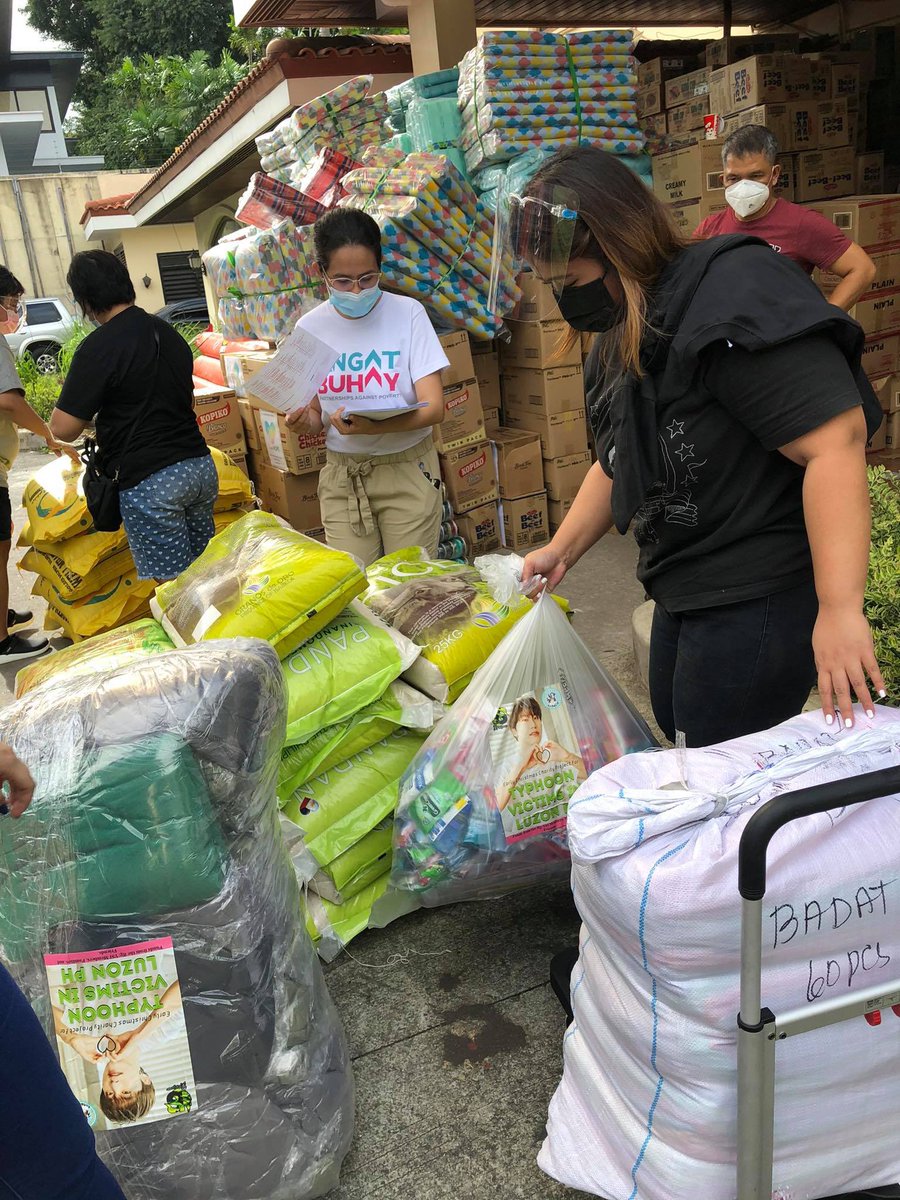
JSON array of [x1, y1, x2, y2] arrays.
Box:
[[325, 271, 381, 293]]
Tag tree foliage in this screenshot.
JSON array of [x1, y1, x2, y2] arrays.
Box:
[[72, 52, 247, 169]]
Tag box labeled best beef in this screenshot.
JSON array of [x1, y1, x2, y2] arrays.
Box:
[[454, 501, 502, 554], [439, 330, 475, 389], [794, 148, 856, 204], [501, 364, 584, 417], [501, 320, 581, 370], [831, 63, 862, 105], [491, 428, 544, 499], [502, 492, 549, 552], [808, 195, 900, 250], [856, 153, 884, 195], [816, 99, 851, 149], [192, 386, 247, 459], [544, 452, 592, 502], [708, 55, 794, 115], [439, 440, 499, 513], [434, 380, 485, 452]]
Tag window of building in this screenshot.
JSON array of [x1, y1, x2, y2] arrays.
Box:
[[113, 245, 127, 269], [0, 90, 54, 132], [156, 251, 203, 303], [212, 217, 241, 244]]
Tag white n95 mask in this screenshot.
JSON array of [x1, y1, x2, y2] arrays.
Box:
[[724, 179, 770, 219]]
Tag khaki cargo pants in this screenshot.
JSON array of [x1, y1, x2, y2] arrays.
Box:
[[318, 435, 444, 567]]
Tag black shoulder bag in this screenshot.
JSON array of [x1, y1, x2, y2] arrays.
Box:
[[81, 326, 161, 533]]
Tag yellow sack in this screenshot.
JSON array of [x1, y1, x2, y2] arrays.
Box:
[[15, 617, 173, 698], [22, 457, 90, 543], [23, 451, 252, 545], [36, 571, 156, 641], [23, 545, 136, 602], [23, 523, 128, 577], [152, 511, 366, 660]]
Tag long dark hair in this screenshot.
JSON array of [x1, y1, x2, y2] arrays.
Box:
[[67, 250, 136, 318], [523, 146, 685, 375]]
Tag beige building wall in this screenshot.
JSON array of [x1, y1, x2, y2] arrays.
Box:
[[104, 224, 200, 314], [0, 169, 153, 306]]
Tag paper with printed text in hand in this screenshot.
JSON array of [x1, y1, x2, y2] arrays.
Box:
[[247, 324, 339, 416]]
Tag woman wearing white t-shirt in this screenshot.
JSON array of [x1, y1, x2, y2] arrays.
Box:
[[287, 209, 449, 565]]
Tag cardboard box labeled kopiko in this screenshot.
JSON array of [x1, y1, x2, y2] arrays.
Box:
[[434, 380, 485, 452], [439, 440, 499, 513], [793, 147, 855, 203], [192, 386, 247, 459], [808, 195, 900, 251], [475, 351, 501, 412], [439, 331, 475, 389], [253, 462, 322, 532], [543, 451, 592, 502], [500, 364, 584, 417], [502, 492, 549, 552], [454, 501, 502, 554], [502, 405, 588, 459], [491, 429, 544, 499], [501, 320, 581, 370], [252, 403, 327, 475]]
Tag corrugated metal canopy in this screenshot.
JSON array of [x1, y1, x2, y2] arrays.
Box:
[[237, 0, 834, 26]]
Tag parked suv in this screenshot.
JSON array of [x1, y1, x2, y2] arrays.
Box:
[[5, 298, 78, 374]]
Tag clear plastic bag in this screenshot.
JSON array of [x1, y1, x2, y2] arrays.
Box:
[[0, 639, 353, 1198], [390, 562, 657, 904]]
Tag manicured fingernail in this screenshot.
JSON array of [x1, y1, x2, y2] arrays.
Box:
[[878, 689, 887, 698], [845, 718, 853, 728], [825, 713, 834, 725], [866, 709, 875, 719]]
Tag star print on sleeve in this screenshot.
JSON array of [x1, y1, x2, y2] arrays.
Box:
[[667, 420, 684, 438], [675, 442, 695, 461]]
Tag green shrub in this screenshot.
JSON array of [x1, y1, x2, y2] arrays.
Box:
[[866, 465, 900, 706], [25, 375, 62, 423]]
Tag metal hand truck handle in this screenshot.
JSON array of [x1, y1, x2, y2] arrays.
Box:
[[737, 765, 900, 1200]]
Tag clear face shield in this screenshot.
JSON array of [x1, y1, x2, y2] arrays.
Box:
[[488, 182, 579, 318]]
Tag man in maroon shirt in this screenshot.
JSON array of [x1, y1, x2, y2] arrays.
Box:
[[694, 124, 875, 311]]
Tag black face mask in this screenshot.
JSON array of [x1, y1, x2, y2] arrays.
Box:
[[556, 274, 624, 333]]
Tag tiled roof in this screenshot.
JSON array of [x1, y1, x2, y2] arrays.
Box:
[[127, 36, 411, 216], [80, 193, 136, 224]]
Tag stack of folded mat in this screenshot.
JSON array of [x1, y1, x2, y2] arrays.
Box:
[[341, 147, 519, 337], [458, 29, 644, 174], [201, 220, 325, 342], [386, 68, 459, 134], [256, 75, 386, 190], [0, 637, 354, 1199]]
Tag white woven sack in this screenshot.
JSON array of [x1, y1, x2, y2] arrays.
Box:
[[540, 709, 900, 1200]]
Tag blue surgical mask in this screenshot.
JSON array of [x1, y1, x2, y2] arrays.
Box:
[[328, 284, 382, 319]]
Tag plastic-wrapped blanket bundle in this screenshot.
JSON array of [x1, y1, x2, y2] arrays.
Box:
[[341, 149, 519, 336], [152, 511, 366, 661], [0, 639, 354, 1199], [19, 452, 252, 641], [256, 76, 385, 189], [458, 29, 643, 173], [540, 709, 900, 1200], [390, 557, 655, 904], [386, 68, 459, 133], [235, 172, 326, 230], [201, 220, 325, 341]]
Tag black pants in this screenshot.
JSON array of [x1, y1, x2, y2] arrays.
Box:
[[649, 578, 819, 748]]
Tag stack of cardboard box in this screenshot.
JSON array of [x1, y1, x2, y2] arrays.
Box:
[[497, 276, 592, 537], [635, 55, 702, 146], [811, 195, 900, 463], [192, 383, 248, 474]]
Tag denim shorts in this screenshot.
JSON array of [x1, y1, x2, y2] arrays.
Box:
[[119, 454, 218, 581]]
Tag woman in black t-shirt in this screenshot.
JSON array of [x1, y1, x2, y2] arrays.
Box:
[[50, 251, 216, 582], [516, 145, 885, 748]]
